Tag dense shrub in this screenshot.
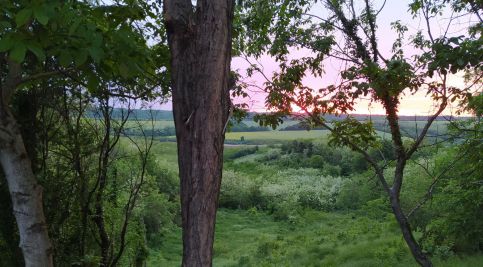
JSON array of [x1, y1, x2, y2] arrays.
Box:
[[336, 172, 385, 210], [308, 155, 324, 168], [219, 171, 268, 209], [143, 193, 179, 247], [278, 140, 369, 174], [226, 146, 259, 160], [419, 147, 483, 254], [221, 136, 483, 259], [229, 121, 270, 132]]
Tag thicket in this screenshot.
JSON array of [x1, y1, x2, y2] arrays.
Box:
[[281, 121, 450, 141], [229, 121, 271, 132], [0, 89, 180, 266], [219, 134, 483, 259]]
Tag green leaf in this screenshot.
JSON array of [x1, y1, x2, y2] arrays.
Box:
[[119, 63, 131, 78], [16, 8, 32, 27], [34, 7, 49, 25], [0, 37, 14, 52], [10, 43, 27, 63], [68, 19, 81, 35], [74, 50, 88, 67], [87, 74, 100, 93], [27, 43, 45, 62], [59, 51, 72, 67], [91, 34, 103, 47], [88, 46, 104, 63], [0, 21, 11, 30], [457, 58, 465, 67]]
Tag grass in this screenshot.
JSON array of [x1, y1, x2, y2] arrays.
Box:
[[225, 130, 331, 141], [123, 119, 301, 132], [124, 120, 175, 129], [121, 118, 451, 145], [145, 135, 482, 267], [123, 119, 302, 130], [148, 209, 483, 267]]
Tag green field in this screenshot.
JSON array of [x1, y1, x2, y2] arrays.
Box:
[[116, 116, 478, 267], [148, 208, 483, 267], [145, 138, 482, 267], [124, 119, 175, 129], [123, 118, 452, 144], [225, 129, 330, 141], [148, 209, 419, 267]]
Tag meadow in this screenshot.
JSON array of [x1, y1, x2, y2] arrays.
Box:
[[148, 208, 483, 267], [144, 124, 482, 267], [122, 116, 453, 143], [225, 130, 330, 141]]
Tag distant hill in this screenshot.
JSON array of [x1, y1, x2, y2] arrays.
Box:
[[86, 108, 471, 142], [87, 108, 469, 122], [86, 108, 173, 120]]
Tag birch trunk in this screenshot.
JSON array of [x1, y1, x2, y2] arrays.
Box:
[[0, 107, 53, 267]]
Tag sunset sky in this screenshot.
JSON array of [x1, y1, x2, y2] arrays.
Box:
[[156, 0, 481, 116]]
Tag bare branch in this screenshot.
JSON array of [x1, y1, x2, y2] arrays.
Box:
[[301, 13, 344, 32], [406, 88, 448, 159], [112, 108, 154, 266], [326, 0, 372, 62], [18, 69, 73, 86], [407, 149, 469, 217], [375, 0, 387, 17], [364, 0, 379, 62], [422, 1, 435, 44]]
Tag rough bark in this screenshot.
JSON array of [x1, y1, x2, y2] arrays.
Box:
[[163, 0, 234, 266], [0, 60, 53, 266]]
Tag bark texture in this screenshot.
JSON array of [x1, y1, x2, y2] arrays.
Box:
[[163, 0, 234, 266], [0, 61, 53, 266], [0, 108, 53, 267]]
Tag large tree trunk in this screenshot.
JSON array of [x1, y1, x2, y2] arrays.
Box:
[[163, 0, 234, 266], [0, 106, 53, 267]]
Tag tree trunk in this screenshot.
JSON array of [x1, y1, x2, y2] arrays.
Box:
[[164, 0, 234, 266], [389, 193, 432, 267], [93, 104, 113, 267], [0, 176, 24, 267], [383, 100, 432, 267], [0, 107, 53, 267]]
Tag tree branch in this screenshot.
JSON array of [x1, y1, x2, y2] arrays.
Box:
[[407, 149, 468, 218], [326, 0, 372, 62], [364, 0, 380, 63], [299, 105, 391, 194], [301, 13, 344, 32], [18, 69, 73, 86], [2, 59, 22, 103], [406, 88, 448, 159]]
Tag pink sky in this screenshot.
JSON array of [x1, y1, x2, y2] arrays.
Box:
[[156, 1, 481, 116]]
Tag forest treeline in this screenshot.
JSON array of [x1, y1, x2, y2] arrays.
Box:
[[91, 108, 463, 138]]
